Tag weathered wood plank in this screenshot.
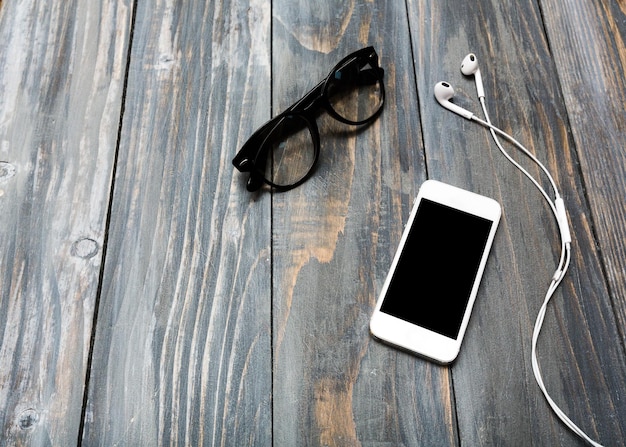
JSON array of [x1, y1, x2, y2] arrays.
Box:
[[541, 0, 626, 340], [1, 0, 623, 445], [408, 0, 626, 445], [539, 0, 626, 440], [271, 2, 458, 445], [81, 0, 273, 445], [0, 0, 131, 444]]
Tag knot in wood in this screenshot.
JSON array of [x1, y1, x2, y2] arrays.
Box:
[[71, 238, 100, 259], [0, 162, 16, 182], [17, 408, 39, 430]]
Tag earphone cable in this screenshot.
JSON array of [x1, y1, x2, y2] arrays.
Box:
[[530, 244, 604, 447], [476, 101, 569, 283], [474, 101, 560, 203], [477, 98, 605, 447], [476, 99, 559, 217]]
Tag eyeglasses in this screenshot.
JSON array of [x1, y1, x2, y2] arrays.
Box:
[[232, 47, 385, 192]]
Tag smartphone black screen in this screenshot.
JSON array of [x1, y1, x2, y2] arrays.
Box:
[[380, 198, 494, 339]]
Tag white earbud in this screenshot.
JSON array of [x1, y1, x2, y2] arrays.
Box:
[[433, 81, 474, 120], [460, 53, 485, 99]]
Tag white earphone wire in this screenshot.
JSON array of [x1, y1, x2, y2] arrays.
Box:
[[474, 101, 559, 217], [475, 89, 603, 447]]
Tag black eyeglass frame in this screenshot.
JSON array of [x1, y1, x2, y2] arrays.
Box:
[[232, 47, 385, 192]]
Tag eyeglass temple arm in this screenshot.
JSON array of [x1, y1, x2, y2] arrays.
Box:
[[359, 66, 384, 86], [286, 79, 326, 114], [335, 63, 383, 87], [245, 148, 267, 191], [232, 120, 275, 170]]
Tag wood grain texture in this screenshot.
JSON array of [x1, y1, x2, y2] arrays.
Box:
[[0, 0, 131, 444], [541, 0, 626, 341], [1, 0, 624, 446], [408, 0, 626, 445], [271, 2, 458, 446], [81, 0, 273, 445]]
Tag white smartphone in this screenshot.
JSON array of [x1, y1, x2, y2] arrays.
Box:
[[370, 180, 501, 364]]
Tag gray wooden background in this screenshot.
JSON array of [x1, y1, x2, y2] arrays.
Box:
[[1, 0, 625, 445]]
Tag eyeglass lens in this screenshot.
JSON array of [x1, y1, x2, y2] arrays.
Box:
[[326, 57, 384, 124], [264, 115, 317, 188]]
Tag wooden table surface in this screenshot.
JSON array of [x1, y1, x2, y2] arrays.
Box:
[[1, 0, 625, 445]]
